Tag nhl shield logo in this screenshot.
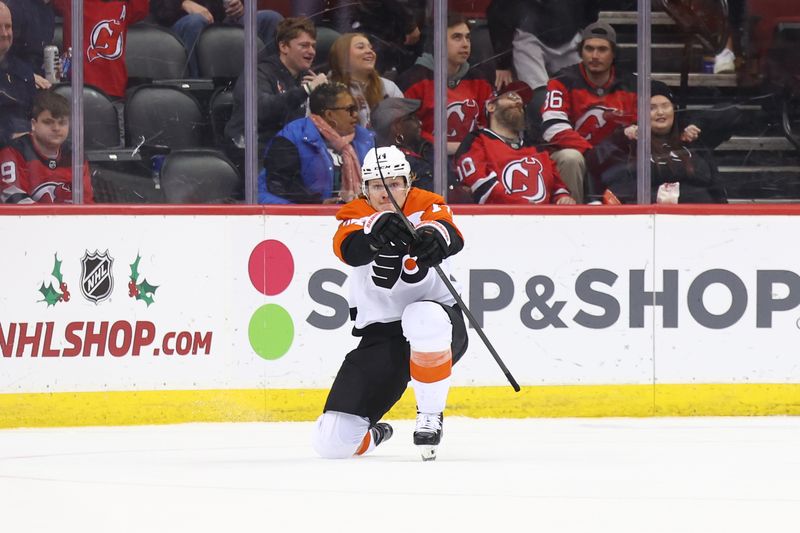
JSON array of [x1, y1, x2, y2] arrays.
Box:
[[80, 250, 114, 303]]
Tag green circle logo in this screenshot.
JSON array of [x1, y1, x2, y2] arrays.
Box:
[[248, 303, 294, 360]]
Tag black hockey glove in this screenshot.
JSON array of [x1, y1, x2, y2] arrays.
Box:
[[363, 211, 414, 249], [409, 225, 449, 268]]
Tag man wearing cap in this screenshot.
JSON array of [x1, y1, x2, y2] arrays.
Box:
[[455, 81, 576, 205], [370, 97, 433, 192], [540, 21, 637, 203]]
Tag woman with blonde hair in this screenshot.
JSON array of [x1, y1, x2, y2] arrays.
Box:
[[329, 33, 403, 128]]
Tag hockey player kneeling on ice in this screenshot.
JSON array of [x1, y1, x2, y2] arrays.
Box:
[[312, 145, 469, 461]]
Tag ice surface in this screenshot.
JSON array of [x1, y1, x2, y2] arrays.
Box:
[[1, 417, 798, 532]]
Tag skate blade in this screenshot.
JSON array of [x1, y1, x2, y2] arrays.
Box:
[[418, 445, 437, 461]]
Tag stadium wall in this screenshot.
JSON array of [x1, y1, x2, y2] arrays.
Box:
[[1, 205, 799, 428]]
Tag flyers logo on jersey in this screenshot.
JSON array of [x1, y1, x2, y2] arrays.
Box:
[[371, 251, 427, 290], [87, 5, 127, 63], [447, 99, 479, 139], [501, 156, 546, 203]]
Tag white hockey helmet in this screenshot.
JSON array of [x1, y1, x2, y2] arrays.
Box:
[[360, 146, 411, 195]]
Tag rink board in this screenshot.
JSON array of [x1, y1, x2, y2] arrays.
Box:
[[1, 205, 800, 427]]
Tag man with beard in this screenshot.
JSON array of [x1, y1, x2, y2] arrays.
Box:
[[455, 81, 575, 205]]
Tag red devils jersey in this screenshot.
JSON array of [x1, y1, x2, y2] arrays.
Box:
[[455, 129, 571, 204], [333, 188, 463, 329], [0, 135, 94, 204], [399, 65, 494, 144], [54, 0, 149, 98], [541, 63, 637, 153]]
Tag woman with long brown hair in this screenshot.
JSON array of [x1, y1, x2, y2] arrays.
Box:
[[329, 33, 403, 128]]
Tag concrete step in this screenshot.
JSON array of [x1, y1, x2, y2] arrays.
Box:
[[599, 11, 674, 27], [717, 136, 796, 151], [728, 198, 800, 204], [720, 165, 800, 173], [652, 72, 738, 88], [618, 42, 705, 71]]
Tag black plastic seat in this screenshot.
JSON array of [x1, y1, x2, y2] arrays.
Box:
[[208, 86, 235, 148], [196, 26, 265, 84], [159, 149, 242, 203], [126, 22, 189, 83], [52, 83, 121, 149], [124, 85, 208, 149], [312, 26, 341, 72]]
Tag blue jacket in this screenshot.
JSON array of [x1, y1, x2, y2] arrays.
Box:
[[259, 117, 375, 204]]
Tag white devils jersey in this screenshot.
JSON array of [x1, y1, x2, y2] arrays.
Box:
[[333, 188, 462, 329]]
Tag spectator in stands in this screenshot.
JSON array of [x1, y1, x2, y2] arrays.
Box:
[[52, 0, 148, 101], [225, 17, 326, 159], [370, 97, 433, 192], [714, 0, 744, 74], [540, 21, 637, 203], [259, 82, 374, 204], [455, 81, 576, 205], [150, 0, 283, 78], [487, 0, 598, 91], [397, 13, 494, 156], [586, 81, 727, 204], [0, 90, 94, 203], [350, 0, 422, 75], [0, 0, 36, 147], [291, 0, 352, 35], [328, 33, 403, 128], [5, 0, 55, 89]]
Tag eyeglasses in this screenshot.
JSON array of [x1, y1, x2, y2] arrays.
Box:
[[328, 105, 359, 115], [366, 181, 408, 193]]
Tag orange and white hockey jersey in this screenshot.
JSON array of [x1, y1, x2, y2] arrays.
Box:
[[333, 188, 464, 331]]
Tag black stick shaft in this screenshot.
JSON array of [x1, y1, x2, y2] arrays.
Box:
[[373, 158, 520, 392]]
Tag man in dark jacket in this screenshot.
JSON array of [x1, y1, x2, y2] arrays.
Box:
[[0, 1, 36, 146], [150, 0, 283, 77], [225, 17, 327, 158], [5, 0, 55, 89]]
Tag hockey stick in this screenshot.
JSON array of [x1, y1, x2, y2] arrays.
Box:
[[373, 154, 521, 392]]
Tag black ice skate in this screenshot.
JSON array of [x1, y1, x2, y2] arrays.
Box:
[[413, 412, 443, 461], [371, 422, 393, 447]]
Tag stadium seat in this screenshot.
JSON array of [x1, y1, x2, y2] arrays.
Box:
[[126, 23, 190, 83], [208, 87, 235, 148], [159, 149, 242, 203], [52, 83, 121, 149], [125, 85, 208, 149], [196, 26, 265, 83], [312, 26, 341, 72]]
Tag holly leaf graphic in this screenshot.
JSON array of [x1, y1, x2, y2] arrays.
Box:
[[130, 254, 142, 282], [136, 279, 159, 306], [39, 282, 62, 307], [51, 254, 64, 285]]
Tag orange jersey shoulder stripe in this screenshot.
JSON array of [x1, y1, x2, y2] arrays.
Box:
[[333, 198, 376, 263]]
